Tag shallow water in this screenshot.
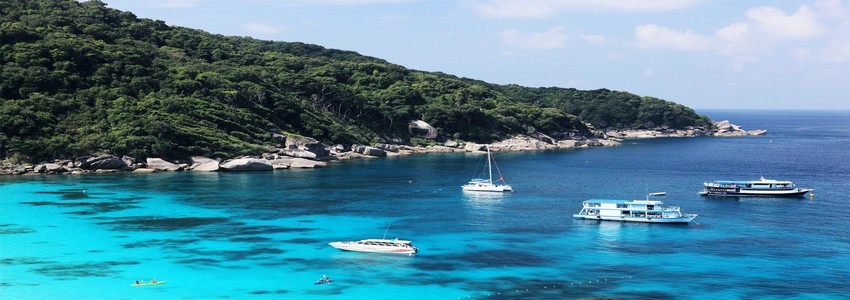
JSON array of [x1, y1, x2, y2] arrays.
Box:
[[1, 110, 849, 299]]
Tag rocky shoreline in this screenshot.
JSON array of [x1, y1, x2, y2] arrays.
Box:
[[0, 120, 763, 176]]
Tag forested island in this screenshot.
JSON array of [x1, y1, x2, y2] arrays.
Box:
[[1, 0, 746, 175]]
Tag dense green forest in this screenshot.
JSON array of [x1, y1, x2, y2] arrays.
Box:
[[0, 0, 712, 163]]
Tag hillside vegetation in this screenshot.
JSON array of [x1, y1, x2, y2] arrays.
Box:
[[0, 0, 712, 162]]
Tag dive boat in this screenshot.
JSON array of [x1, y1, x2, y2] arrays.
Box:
[[329, 238, 419, 255], [462, 146, 512, 192], [573, 195, 697, 224], [699, 176, 812, 197]]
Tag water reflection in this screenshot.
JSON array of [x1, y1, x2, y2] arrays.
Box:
[[461, 191, 509, 204], [596, 220, 624, 244]]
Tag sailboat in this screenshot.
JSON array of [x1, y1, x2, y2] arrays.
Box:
[[462, 146, 512, 192]]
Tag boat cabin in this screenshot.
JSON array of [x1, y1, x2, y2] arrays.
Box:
[[580, 199, 682, 219]]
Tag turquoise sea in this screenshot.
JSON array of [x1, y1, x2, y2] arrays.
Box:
[[1, 110, 849, 299]]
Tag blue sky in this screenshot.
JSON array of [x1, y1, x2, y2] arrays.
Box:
[[103, 0, 850, 110]]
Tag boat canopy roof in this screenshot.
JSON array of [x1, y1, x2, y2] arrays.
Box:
[[711, 179, 793, 185], [584, 199, 663, 205]]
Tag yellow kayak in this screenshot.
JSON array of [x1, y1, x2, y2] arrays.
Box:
[[130, 281, 166, 287]]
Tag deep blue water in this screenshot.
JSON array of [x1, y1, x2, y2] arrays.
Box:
[[1, 110, 849, 299]]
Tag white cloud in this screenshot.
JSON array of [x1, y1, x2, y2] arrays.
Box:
[[745, 5, 825, 38], [796, 39, 850, 63], [580, 34, 606, 45], [498, 27, 567, 49], [635, 24, 711, 51], [819, 39, 850, 62], [464, 0, 700, 18], [633, 3, 850, 66], [241, 23, 289, 35]]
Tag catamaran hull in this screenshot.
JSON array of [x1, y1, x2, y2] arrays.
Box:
[[462, 186, 513, 192], [699, 189, 811, 197], [572, 214, 697, 224]]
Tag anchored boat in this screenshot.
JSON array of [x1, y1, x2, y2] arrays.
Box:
[[699, 176, 812, 197], [462, 146, 512, 192], [573, 194, 697, 224], [329, 238, 419, 255]]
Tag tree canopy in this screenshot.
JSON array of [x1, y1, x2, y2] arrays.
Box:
[[0, 0, 712, 162]]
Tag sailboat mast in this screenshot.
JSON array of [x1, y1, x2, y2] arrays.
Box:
[[487, 146, 493, 184]]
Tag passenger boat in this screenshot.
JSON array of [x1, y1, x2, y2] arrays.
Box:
[[573, 195, 697, 224], [462, 146, 512, 192], [328, 238, 419, 255], [699, 176, 812, 197]]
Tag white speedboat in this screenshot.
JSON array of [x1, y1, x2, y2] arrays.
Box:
[[329, 238, 419, 255], [573, 196, 697, 224], [462, 146, 512, 192], [699, 176, 812, 197]]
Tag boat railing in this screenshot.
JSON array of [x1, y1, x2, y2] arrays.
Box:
[[662, 206, 680, 211]]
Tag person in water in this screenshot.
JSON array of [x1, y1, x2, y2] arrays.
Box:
[[135, 280, 141, 284], [151, 278, 157, 284]]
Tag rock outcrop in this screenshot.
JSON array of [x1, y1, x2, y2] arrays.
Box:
[[0, 118, 768, 177], [352, 145, 387, 157], [281, 135, 329, 159], [80, 155, 126, 170], [220, 158, 273, 171], [713, 120, 767, 136], [146, 158, 182, 171], [408, 120, 438, 139], [269, 157, 326, 168], [189, 156, 219, 172]]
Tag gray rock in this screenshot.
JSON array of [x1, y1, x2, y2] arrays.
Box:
[[270, 157, 326, 168], [284, 136, 329, 157], [45, 163, 65, 173], [132, 168, 156, 174], [82, 155, 127, 170], [352, 145, 386, 156], [426, 145, 456, 152], [189, 156, 220, 172], [146, 158, 182, 171], [220, 158, 273, 172], [715, 120, 733, 131], [375, 143, 399, 152], [122, 156, 136, 166], [282, 149, 318, 159], [408, 120, 438, 139], [747, 129, 768, 136]]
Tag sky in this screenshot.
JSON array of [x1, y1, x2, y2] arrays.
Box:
[[102, 0, 850, 110]]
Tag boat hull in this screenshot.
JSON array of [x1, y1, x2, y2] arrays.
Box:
[[699, 188, 811, 197], [328, 242, 417, 255], [573, 214, 697, 224], [462, 185, 512, 192]]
